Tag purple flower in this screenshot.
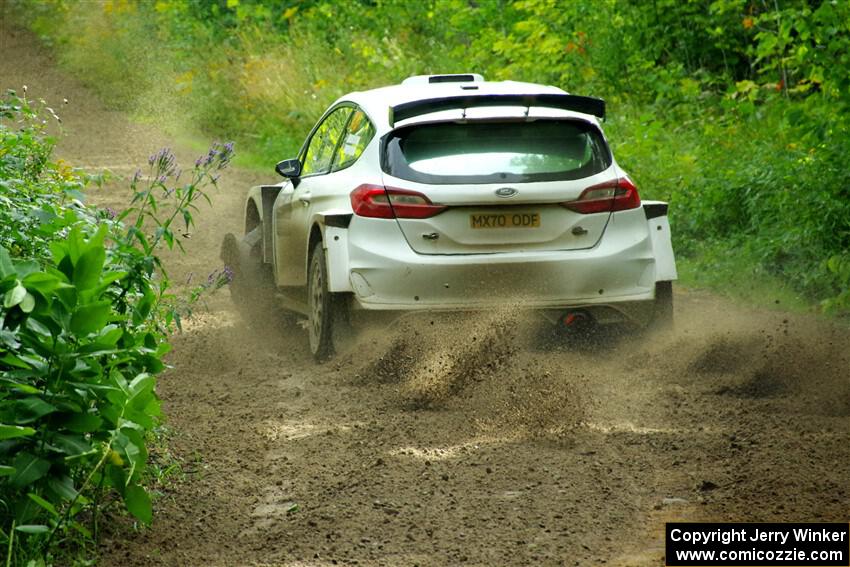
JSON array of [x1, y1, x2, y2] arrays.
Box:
[[150, 147, 178, 178]]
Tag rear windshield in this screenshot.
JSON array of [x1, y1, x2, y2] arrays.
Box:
[[383, 119, 611, 184]]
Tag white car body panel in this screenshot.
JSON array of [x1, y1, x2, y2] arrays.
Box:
[[271, 140, 384, 287], [346, 206, 656, 310]]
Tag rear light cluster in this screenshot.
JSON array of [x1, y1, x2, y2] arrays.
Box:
[[563, 177, 641, 214], [351, 178, 640, 219], [350, 184, 447, 219]]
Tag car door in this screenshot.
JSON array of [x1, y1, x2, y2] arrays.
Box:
[[274, 106, 353, 287]]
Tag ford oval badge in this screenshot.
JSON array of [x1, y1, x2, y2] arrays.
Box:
[[495, 187, 518, 198]]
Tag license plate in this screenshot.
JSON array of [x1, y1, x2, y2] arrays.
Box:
[[470, 212, 541, 229]]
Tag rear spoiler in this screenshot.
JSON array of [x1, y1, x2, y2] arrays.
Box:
[[388, 93, 605, 127]]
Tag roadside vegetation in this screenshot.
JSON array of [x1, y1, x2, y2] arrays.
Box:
[[0, 90, 232, 565], [11, 0, 850, 314]]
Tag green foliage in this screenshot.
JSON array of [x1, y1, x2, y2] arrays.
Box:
[[0, 90, 233, 564], [1, 227, 162, 541], [823, 254, 850, 314], [0, 93, 107, 265]]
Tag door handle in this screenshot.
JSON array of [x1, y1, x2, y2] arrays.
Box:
[[299, 193, 312, 206]]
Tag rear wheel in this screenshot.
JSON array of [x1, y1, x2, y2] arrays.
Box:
[[308, 242, 338, 362], [648, 280, 674, 332]]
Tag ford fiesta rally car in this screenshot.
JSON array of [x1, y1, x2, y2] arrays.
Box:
[[221, 73, 677, 361]]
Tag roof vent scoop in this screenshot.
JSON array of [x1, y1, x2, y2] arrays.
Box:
[[402, 73, 485, 85]]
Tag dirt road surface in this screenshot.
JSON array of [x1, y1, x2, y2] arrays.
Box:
[[3, 19, 850, 567]]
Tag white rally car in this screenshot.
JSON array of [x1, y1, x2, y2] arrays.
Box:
[[222, 74, 677, 361]]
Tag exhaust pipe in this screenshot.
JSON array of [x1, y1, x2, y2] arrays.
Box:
[[558, 309, 594, 332]]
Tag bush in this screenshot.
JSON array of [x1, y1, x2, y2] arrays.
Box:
[[0, 89, 233, 564]]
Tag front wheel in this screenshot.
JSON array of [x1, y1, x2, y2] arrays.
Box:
[[221, 227, 273, 321], [308, 242, 339, 362]]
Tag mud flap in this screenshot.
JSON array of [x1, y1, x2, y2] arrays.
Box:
[[324, 226, 352, 293], [643, 201, 677, 282]]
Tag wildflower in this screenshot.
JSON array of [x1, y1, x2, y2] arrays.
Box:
[[132, 169, 142, 184], [204, 146, 219, 166], [223, 265, 234, 284], [103, 207, 117, 219], [150, 147, 178, 179]]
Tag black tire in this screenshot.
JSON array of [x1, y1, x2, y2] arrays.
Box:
[[308, 242, 337, 362], [648, 280, 674, 332]]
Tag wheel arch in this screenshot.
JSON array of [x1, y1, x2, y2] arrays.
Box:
[[307, 223, 323, 263], [244, 184, 269, 234]]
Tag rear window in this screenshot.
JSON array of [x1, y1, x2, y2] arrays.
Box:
[[383, 119, 611, 184]]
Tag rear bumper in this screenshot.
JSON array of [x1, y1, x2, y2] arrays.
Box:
[[346, 208, 659, 324]]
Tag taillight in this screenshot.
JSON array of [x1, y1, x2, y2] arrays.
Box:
[[350, 184, 447, 219], [563, 177, 641, 214]]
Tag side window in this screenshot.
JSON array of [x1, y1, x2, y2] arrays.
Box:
[[332, 110, 376, 172], [301, 107, 352, 176]]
